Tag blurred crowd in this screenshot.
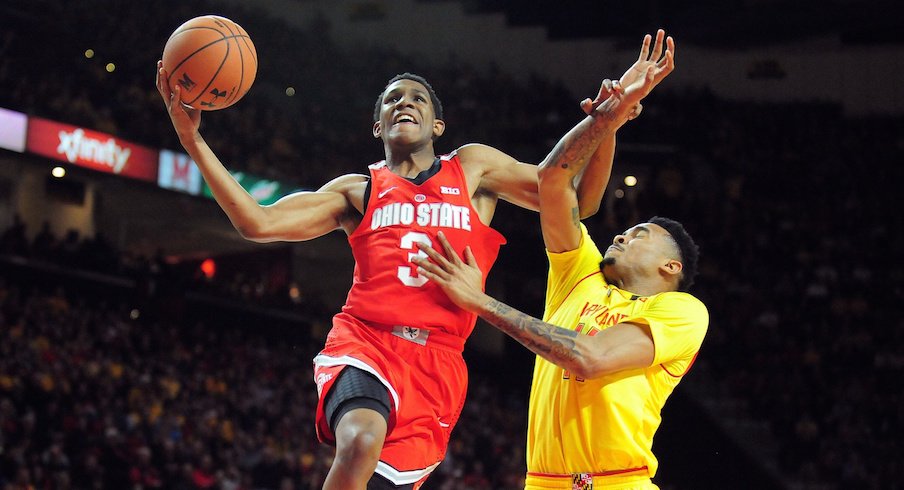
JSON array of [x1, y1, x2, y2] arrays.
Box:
[[2, 0, 903, 489], [0, 274, 531, 490]]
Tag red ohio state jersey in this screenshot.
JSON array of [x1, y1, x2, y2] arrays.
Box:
[[342, 152, 506, 338]]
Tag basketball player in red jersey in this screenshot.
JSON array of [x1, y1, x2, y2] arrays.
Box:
[[155, 34, 671, 488]]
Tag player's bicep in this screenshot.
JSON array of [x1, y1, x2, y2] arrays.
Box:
[[459, 144, 540, 211], [255, 191, 349, 242], [587, 322, 655, 377], [489, 161, 540, 211]]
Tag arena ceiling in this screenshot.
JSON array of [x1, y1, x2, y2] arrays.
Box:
[[449, 0, 898, 47]]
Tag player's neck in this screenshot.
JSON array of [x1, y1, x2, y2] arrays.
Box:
[[606, 270, 666, 297], [385, 148, 437, 178]]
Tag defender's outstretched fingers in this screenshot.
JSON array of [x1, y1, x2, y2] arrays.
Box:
[[462, 246, 478, 268], [628, 103, 643, 121], [650, 29, 665, 61], [665, 36, 676, 64], [638, 34, 652, 62], [414, 242, 452, 273], [582, 79, 619, 115], [435, 231, 462, 266]]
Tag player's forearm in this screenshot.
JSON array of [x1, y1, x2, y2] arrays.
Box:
[[575, 134, 616, 218], [474, 297, 592, 375], [539, 109, 619, 185]]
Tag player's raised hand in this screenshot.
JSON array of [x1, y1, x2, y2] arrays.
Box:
[[156, 60, 201, 139], [619, 29, 675, 94], [581, 30, 675, 121], [411, 232, 487, 312]]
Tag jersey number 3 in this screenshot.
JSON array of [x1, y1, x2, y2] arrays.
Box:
[[397, 231, 431, 287]]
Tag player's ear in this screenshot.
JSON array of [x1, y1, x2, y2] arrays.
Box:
[[660, 259, 683, 278], [432, 118, 445, 138], [373, 121, 382, 139]]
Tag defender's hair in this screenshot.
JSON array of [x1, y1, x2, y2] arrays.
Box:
[[648, 216, 700, 291]]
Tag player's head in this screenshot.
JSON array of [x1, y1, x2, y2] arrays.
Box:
[[373, 73, 445, 144], [601, 216, 699, 292], [374, 73, 444, 122]]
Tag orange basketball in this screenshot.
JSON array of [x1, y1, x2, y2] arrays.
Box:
[[162, 15, 257, 111]]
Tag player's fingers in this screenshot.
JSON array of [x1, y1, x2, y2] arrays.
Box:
[[660, 50, 674, 76], [651, 29, 665, 61], [580, 98, 593, 115], [413, 258, 441, 278], [414, 263, 442, 283], [463, 246, 479, 269], [171, 85, 182, 107], [638, 33, 652, 62], [436, 231, 462, 266], [411, 254, 451, 283], [156, 66, 168, 96], [414, 241, 450, 269], [629, 103, 643, 120], [598, 79, 614, 97]]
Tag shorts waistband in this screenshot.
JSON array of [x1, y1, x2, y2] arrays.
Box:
[[370, 323, 466, 353], [527, 467, 649, 479], [525, 468, 652, 489]]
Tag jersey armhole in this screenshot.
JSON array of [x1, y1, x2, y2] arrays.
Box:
[[362, 176, 372, 215]]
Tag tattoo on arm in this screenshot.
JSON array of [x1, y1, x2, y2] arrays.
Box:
[[481, 300, 584, 367], [546, 112, 615, 178], [571, 206, 580, 228]]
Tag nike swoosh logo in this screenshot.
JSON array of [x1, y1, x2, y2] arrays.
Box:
[[378, 186, 398, 198]]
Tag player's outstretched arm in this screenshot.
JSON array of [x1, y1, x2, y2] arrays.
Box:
[[156, 61, 352, 242], [459, 32, 674, 220], [412, 233, 654, 378], [539, 30, 675, 254]]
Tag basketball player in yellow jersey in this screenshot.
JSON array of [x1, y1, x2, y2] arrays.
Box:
[[414, 30, 708, 490]]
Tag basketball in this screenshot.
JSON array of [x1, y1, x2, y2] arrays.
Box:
[[162, 15, 257, 111]]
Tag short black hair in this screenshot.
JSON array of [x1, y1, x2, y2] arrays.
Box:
[[373, 72, 444, 122], [648, 216, 699, 292]]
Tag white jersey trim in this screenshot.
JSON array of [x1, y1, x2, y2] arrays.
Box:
[[312, 354, 400, 411]]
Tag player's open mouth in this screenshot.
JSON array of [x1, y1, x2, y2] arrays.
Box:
[[393, 114, 417, 126]]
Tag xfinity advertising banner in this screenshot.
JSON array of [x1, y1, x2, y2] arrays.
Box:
[[25, 117, 158, 182], [0, 108, 27, 153]]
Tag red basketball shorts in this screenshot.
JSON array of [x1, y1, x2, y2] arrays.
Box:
[[313, 312, 468, 487]]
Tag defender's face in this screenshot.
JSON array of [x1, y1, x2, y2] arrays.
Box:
[[373, 79, 443, 146], [603, 223, 675, 273]]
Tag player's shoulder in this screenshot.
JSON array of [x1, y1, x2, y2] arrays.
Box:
[[455, 143, 515, 168], [317, 173, 369, 194], [650, 291, 709, 317]]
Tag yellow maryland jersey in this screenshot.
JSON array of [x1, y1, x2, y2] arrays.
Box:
[[527, 224, 708, 478]]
